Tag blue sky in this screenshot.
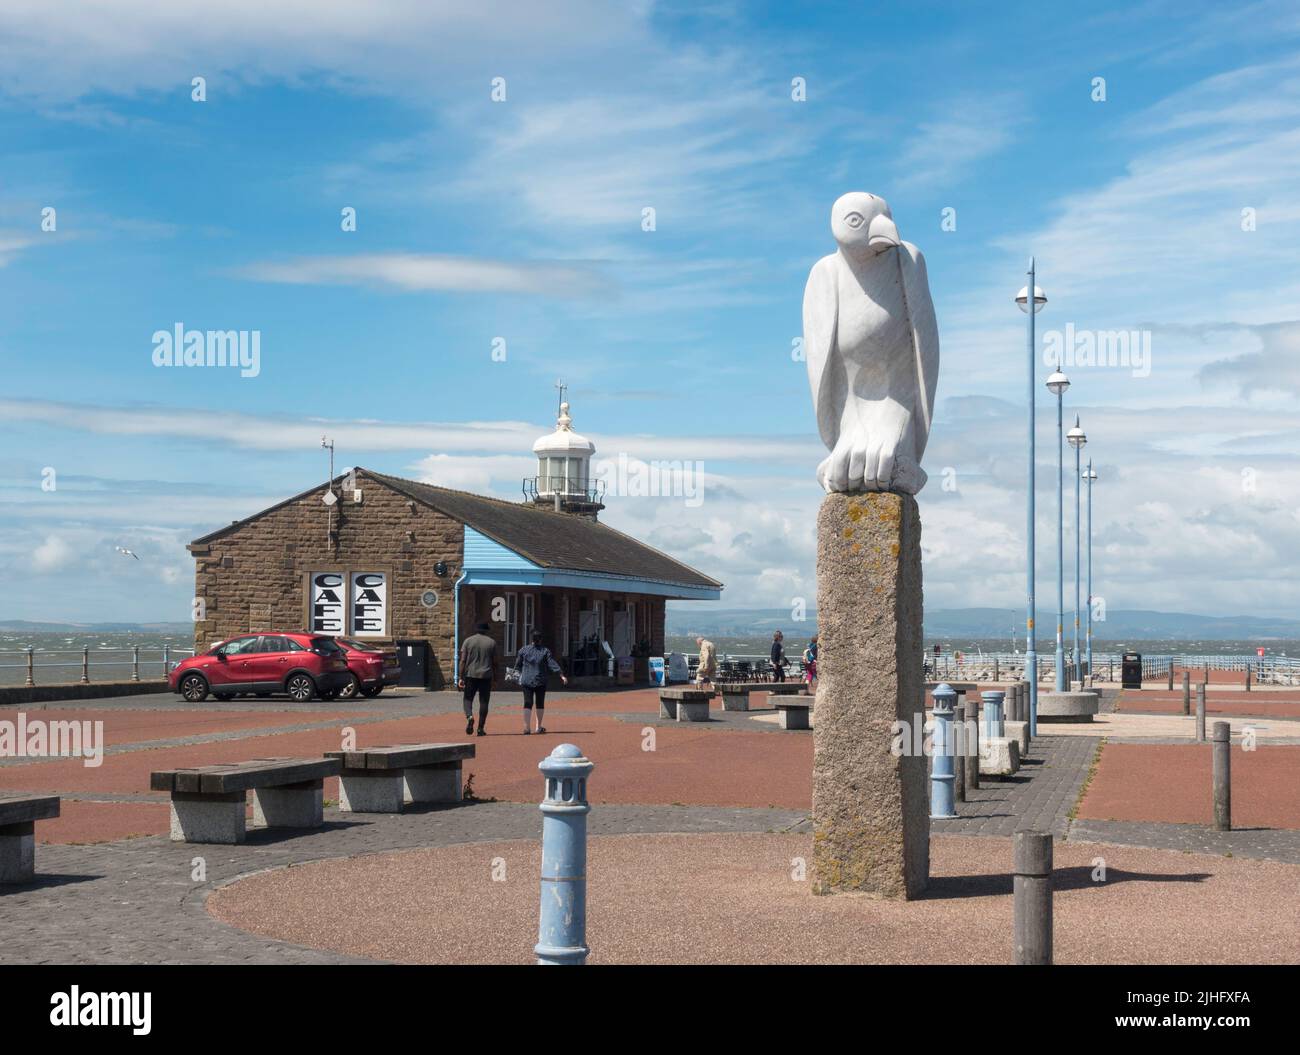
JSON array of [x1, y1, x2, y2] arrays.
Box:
[[2, 0, 1299, 624]]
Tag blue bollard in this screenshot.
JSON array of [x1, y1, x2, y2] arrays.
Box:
[[929, 684, 957, 819], [982, 690, 1006, 739], [535, 743, 594, 965]]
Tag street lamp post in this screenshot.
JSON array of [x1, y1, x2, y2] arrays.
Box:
[[1084, 461, 1097, 681], [1045, 368, 1070, 692], [1067, 416, 1087, 685], [1016, 267, 1047, 736]]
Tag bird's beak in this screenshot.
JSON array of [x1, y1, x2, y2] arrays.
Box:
[[867, 213, 900, 253]]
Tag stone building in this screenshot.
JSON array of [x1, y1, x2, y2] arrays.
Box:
[[187, 403, 721, 690]]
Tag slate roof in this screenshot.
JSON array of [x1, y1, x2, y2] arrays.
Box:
[[190, 468, 722, 591]]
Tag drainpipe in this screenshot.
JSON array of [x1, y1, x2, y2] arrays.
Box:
[[452, 567, 469, 684]]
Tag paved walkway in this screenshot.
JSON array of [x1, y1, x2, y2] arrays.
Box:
[[205, 832, 1300, 964], [933, 734, 1098, 838], [0, 802, 806, 965], [4, 685, 1300, 964], [1068, 819, 1300, 865]]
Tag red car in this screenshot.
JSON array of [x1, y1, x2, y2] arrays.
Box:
[[333, 637, 402, 699], [169, 631, 352, 703]]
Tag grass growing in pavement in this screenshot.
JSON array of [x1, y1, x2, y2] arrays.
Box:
[[1068, 737, 1107, 822]]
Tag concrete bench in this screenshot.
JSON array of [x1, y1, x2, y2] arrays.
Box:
[[659, 687, 713, 721], [325, 742, 475, 813], [719, 682, 807, 711], [150, 757, 341, 844], [0, 794, 60, 885], [775, 701, 812, 730], [723, 680, 806, 694]]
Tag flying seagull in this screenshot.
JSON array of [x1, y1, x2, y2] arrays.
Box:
[[115, 546, 140, 560]]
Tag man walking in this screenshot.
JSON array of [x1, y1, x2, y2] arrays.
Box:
[[458, 621, 497, 736]]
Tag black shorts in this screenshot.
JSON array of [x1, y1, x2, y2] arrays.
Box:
[[522, 685, 547, 710], [463, 676, 491, 707]]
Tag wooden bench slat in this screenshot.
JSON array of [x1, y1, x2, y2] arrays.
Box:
[[658, 688, 714, 701], [151, 757, 341, 795], [324, 743, 475, 770], [0, 794, 60, 825]]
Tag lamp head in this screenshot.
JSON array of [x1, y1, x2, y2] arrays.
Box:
[[1067, 415, 1086, 448], [1015, 284, 1047, 313], [1045, 370, 1070, 395]]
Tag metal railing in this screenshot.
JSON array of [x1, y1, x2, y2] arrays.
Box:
[[676, 650, 1300, 687], [0, 646, 196, 687], [919, 651, 1300, 686]]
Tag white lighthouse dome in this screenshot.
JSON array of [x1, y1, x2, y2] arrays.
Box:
[[532, 402, 595, 457], [532, 401, 596, 505]]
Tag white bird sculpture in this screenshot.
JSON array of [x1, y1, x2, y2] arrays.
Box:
[[803, 191, 940, 494]]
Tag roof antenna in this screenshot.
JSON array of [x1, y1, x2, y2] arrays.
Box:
[[555, 377, 567, 422], [321, 435, 338, 548]]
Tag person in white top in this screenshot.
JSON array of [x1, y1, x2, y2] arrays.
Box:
[[695, 636, 717, 687]]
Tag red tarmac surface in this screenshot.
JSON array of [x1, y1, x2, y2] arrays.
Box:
[[208, 832, 1300, 964], [1075, 742, 1300, 829], [1115, 687, 1300, 718], [7, 687, 1300, 843], [1, 691, 813, 842]]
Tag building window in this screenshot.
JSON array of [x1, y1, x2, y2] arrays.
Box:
[[350, 572, 387, 637], [504, 592, 518, 655], [594, 599, 604, 644], [523, 594, 535, 648], [309, 572, 345, 634], [308, 571, 386, 637]]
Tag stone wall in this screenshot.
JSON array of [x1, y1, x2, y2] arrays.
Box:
[[189, 471, 463, 688]]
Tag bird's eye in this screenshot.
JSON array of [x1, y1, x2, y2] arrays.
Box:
[[844, 212, 865, 229]]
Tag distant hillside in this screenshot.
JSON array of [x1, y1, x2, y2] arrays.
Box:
[[666, 606, 1300, 642], [0, 620, 193, 634]]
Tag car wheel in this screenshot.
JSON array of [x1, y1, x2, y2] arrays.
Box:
[[337, 674, 361, 700], [360, 684, 384, 698], [286, 673, 316, 702], [180, 674, 209, 703]]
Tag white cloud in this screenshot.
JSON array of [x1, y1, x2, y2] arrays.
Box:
[[235, 253, 610, 298], [0, 398, 819, 464], [894, 93, 1024, 190], [0, 1, 649, 106], [0, 233, 37, 267], [32, 534, 74, 571]]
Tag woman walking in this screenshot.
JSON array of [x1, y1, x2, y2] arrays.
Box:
[[803, 635, 818, 692], [513, 630, 568, 734]]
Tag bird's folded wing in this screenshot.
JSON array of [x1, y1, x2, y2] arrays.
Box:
[[803, 254, 843, 452], [899, 243, 940, 461]]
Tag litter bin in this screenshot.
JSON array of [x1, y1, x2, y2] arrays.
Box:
[[1121, 651, 1142, 689]]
